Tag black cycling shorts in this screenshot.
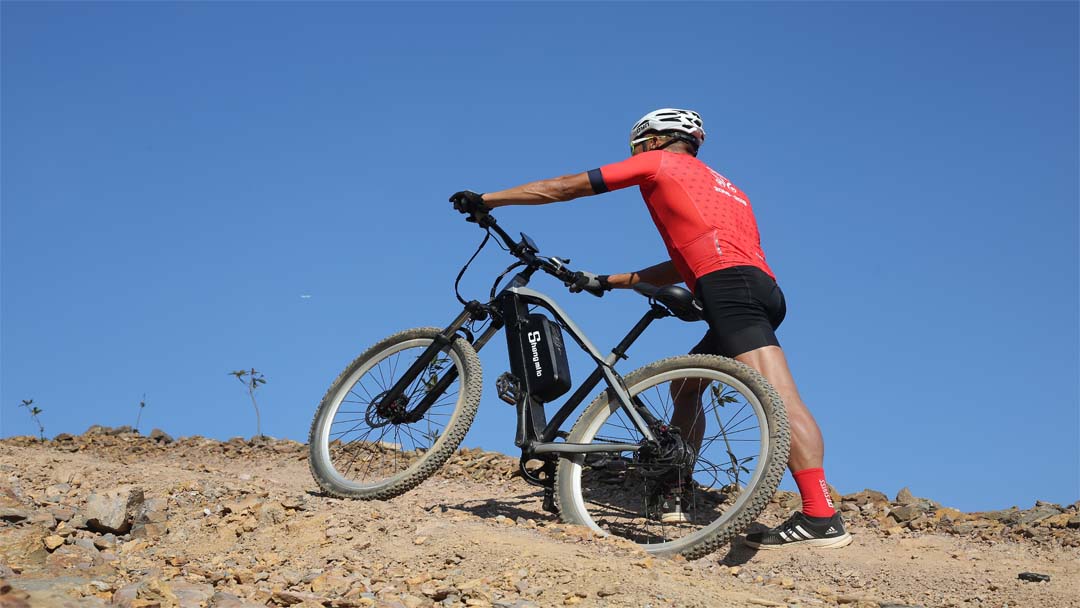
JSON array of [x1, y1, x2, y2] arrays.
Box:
[[689, 265, 787, 358]]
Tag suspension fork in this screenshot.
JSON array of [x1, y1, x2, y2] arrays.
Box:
[[398, 305, 503, 423], [373, 303, 489, 422]]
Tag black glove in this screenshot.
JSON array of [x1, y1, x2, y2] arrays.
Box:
[[567, 271, 611, 297], [449, 190, 489, 222]]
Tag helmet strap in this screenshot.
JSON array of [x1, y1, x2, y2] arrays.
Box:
[[655, 133, 700, 154]]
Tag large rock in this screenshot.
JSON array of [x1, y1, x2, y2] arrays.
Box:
[[0, 509, 28, 524], [0, 488, 28, 523], [209, 592, 267, 608], [273, 589, 330, 605], [83, 487, 145, 534], [112, 578, 190, 608], [842, 489, 889, 506], [168, 581, 214, 608], [129, 497, 169, 538], [889, 505, 922, 523], [0, 528, 48, 571], [149, 429, 174, 444], [979, 507, 1021, 524], [1018, 505, 1063, 525], [44, 544, 101, 570], [895, 487, 916, 504], [894, 487, 937, 511], [0, 579, 32, 608]]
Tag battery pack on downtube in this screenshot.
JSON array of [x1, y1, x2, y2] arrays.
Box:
[[506, 313, 572, 402]]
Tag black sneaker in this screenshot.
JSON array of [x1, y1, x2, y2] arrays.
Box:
[[744, 511, 851, 550], [657, 492, 690, 524], [648, 476, 696, 524]]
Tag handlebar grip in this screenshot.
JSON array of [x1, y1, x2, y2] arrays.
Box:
[[561, 269, 606, 297]]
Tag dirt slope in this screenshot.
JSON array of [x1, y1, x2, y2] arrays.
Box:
[[1, 430, 1076, 608]]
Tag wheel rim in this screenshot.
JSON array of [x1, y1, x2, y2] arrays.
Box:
[[315, 338, 465, 490], [566, 367, 771, 552]]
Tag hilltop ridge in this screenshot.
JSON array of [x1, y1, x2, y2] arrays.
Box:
[[1, 427, 1077, 608]]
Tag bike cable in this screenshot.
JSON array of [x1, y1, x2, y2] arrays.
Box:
[[453, 229, 492, 305], [489, 260, 526, 300]]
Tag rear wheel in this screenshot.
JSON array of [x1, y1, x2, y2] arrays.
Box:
[[555, 354, 789, 558], [308, 327, 482, 499]]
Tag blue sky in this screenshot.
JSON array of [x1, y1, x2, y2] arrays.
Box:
[[2, 2, 1076, 513]]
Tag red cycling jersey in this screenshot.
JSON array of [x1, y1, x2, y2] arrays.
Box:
[[588, 150, 775, 292]]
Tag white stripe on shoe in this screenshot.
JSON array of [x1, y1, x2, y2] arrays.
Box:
[[752, 532, 853, 551]]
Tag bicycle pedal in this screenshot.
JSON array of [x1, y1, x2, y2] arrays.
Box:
[[496, 372, 522, 406]]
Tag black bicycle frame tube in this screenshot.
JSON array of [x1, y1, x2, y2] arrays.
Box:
[[403, 314, 504, 423], [400, 267, 535, 424], [379, 306, 477, 418], [540, 305, 668, 442]]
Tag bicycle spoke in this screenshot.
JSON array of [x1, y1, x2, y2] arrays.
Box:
[[605, 411, 639, 440], [374, 358, 389, 392], [353, 425, 394, 481], [652, 385, 671, 423], [398, 423, 427, 451], [330, 416, 373, 441], [389, 351, 402, 387], [349, 381, 375, 402], [335, 426, 385, 480]]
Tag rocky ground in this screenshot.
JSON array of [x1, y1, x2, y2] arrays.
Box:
[[1, 427, 1077, 608]]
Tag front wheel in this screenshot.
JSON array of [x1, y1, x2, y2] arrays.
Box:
[[555, 354, 789, 559], [308, 327, 482, 499]]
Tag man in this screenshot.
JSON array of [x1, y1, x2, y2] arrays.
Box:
[[450, 108, 850, 550]]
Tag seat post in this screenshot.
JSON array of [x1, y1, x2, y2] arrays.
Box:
[[611, 306, 668, 361]]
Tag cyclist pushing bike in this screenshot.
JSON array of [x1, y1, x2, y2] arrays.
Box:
[[449, 108, 850, 550]]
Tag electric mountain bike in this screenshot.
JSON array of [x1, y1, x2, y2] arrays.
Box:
[[308, 209, 790, 558]]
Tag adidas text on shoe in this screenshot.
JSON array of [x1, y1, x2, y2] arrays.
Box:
[[743, 511, 852, 550]]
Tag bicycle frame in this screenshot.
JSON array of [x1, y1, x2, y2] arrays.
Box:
[[383, 271, 674, 464]]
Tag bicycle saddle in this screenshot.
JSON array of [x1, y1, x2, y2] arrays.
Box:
[[632, 283, 704, 322]]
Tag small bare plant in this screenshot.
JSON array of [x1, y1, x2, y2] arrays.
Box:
[[229, 368, 267, 439], [134, 393, 147, 433], [19, 399, 45, 440]]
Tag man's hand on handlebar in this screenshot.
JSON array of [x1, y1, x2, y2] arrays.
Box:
[[566, 271, 612, 297], [449, 190, 490, 223]]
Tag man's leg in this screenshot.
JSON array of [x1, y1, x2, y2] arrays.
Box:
[[669, 377, 707, 454], [735, 344, 836, 517], [734, 345, 821, 471], [669, 345, 824, 471]]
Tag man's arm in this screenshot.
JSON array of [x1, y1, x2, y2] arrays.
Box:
[[605, 261, 681, 289], [482, 172, 596, 208]]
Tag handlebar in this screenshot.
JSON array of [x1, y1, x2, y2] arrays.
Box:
[[467, 210, 603, 297]]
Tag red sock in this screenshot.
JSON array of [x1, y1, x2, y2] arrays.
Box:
[[792, 467, 836, 518]]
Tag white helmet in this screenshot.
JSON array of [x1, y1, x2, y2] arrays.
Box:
[[630, 108, 706, 147]]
